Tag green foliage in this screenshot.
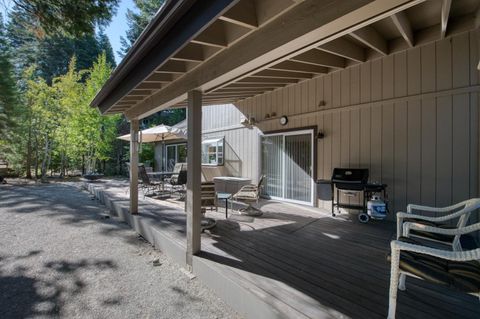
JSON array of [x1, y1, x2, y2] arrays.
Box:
[[0, 13, 18, 141], [1, 1, 123, 177], [119, 0, 165, 57], [10, 0, 120, 36], [143, 108, 186, 128], [4, 54, 122, 177]]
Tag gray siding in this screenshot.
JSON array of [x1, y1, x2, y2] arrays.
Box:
[[202, 125, 261, 183], [230, 31, 479, 219], [202, 104, 244, 130]]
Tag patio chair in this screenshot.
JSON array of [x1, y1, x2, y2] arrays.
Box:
[[396, 198, 480, 251], [387, 221, 480, 319], [201, 182, 218, 212], [125, 162, 143, 195], [138, 165, 162, 197], [165, 163, 187, 198], [232, 175, 265, 216]]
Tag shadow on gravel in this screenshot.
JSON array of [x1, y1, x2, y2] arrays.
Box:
[[0, 183, 141, 247], [0, 251, 117, 318], [0, 182, 188, 246]]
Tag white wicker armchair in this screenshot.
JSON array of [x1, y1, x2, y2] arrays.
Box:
[[396, 198, 480, 251], [388, 221, 480, 319]]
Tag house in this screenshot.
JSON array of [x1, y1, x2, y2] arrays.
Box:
[[91, 0, 480, 317]]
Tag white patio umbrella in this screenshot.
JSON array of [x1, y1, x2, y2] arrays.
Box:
[[118, 124, 187, 143], [118, 124, 187, 170]]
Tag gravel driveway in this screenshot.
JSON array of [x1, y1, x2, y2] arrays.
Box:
[[0, 182, 241, 319]]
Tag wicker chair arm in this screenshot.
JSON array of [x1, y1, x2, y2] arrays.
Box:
[[396, 209, 472, 239], [391, 240, 480, 262], [398, 209, 469, 222], [407, 201, 466, 214], [404, 221, 480, 237]]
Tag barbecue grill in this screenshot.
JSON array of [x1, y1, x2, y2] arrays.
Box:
[[331, 168, 388, 222]]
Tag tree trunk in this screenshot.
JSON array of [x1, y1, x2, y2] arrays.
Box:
[[34, 133, 39, 179], [26, 123, 32, 179], [40, 135, 50, 180], [82, 154, 85, 175], [60, 150, 65, 178]]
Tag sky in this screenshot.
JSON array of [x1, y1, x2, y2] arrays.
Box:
[[105, 0, 137, 65]]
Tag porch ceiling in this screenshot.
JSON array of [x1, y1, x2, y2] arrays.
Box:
[[92, 0, 480, 119]]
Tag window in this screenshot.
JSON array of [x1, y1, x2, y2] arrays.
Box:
[[201, 138, 224, 166]]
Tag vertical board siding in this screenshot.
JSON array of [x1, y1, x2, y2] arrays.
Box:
[[200, 31, 480, 219]]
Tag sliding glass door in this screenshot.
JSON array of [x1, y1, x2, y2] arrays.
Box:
[[165, 143, 187, 171], [261, 130, 314, 205]]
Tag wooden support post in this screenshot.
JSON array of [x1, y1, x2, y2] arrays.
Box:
[[186, 90, 202, 267], [130, 119, 139, 214]]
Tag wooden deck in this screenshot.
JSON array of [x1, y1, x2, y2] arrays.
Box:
[[86, 180, 479, 319]]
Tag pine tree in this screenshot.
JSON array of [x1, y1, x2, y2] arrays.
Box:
[[97, 30, 117, 68], [7, 7, 117, 83], [9, 0, 120, 36], [0, 13, 17, 139], [119, 0, 165, 57]]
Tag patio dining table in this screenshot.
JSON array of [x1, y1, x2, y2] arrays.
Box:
[[147, 171, 173, 181], [147, 171, 173, 194]]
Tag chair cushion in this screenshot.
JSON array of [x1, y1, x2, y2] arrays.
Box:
[[404, 219, 477, 249], [404, 219, 456, 242], [234, 191, 257, 200], [388, 237, 480, 293]]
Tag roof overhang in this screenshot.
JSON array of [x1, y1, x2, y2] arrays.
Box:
[[91, 0, 480, 119]]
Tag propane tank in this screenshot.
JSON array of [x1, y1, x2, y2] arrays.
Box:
[[367, 195, 387, 220]]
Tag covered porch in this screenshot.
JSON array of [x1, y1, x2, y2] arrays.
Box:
[[85, 179, 479, 318], [90, 0, 480, 318]]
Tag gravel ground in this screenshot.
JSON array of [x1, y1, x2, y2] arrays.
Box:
[[0, 182, 241, 319]]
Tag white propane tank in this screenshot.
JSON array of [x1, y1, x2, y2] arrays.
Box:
[[367, 195, 387, 220]]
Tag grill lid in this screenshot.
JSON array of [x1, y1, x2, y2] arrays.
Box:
[[331, 168, 369, 184]]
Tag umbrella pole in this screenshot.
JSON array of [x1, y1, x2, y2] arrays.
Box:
[[162, 136, 165, 172]]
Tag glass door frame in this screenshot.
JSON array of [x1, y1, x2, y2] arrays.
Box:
[[165, 142, 187, 171], [261, 129, 315, 206]]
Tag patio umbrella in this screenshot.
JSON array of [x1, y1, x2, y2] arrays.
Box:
[[118, 124, 187, 170], [118, 124, 186, 143]]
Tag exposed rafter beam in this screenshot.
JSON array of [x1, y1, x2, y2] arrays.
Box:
[[225, 83, 285, 89], [269, 61, 328, 74], [391, 11, 414, 47], [144, 73, 173, 83], [136, 83, 163, 90], [126, 0, 425, 119], [156, 61, 188, 74], [214, 89, 274, 94], [122, 97, 144, 102], [351, 26, 388, 55], [318, 37, 365, 62], [441, 0, 452, 39], [253, 69, 313, 79], [171, 43, 205, 62], [219, 0, 258, 29], [206, 94, 255, 99], [290, 49, 345, 68], [237, 77, 298, 84], [191, 21, 228, 48], [130, 90, 152, 96]]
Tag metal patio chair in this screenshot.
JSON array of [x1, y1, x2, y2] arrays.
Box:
[[138, 164, 162, 197], [165, 163, 187, 198], [232, 175, 265, 216], [387, 221, 480, 319]]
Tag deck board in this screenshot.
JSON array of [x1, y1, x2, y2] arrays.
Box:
[[88, 180, 480, 319]]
